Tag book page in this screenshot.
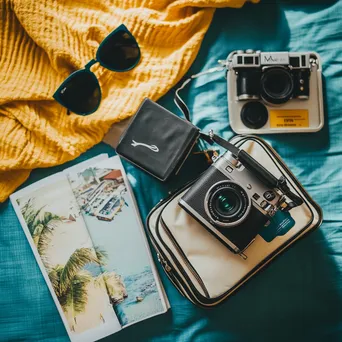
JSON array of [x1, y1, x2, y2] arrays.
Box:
[[10, 161, 122, 342], [67, 156, 168, 327]]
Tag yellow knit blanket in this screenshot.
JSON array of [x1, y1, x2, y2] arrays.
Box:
[[0, 0, 255, 202]]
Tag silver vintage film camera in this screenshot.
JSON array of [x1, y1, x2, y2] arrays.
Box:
[[226, 50, 324, 134]]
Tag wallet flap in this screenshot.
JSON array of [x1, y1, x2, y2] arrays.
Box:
[[116, 99, 200, 180]]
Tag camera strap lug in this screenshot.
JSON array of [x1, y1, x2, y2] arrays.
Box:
[[276, 176, 304, 208]]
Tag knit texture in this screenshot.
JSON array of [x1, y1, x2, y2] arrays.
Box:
[[0, 0, 256, 202]]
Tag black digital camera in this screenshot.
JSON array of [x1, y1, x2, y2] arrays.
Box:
[[178, 151, 285, 258]]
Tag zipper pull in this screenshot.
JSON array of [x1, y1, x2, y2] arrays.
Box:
[[157, 253, 172, 272], [164, 262, 172, 272]]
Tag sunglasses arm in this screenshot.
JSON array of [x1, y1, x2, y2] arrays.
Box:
[[85, 59, 98, 70]]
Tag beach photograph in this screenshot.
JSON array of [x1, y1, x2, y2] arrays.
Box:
[[14, 176, 122, 337], [67, 157, 165, 327]]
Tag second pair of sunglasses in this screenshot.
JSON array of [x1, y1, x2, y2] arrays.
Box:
[[53, 24, 140, 116]]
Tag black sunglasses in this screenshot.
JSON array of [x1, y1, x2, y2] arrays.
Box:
[[53, 24, 140, 116]]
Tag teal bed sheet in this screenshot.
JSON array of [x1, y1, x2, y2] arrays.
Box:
[[1, 1, 342, 341]]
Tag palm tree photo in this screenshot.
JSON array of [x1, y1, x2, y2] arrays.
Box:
[[48, 248, 104, 323], [20, 198, 61, 264], [19, 198, 127, 332], [48, 247, 127, 330]]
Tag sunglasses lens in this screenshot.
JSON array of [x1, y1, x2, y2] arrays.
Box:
[[97, 27, 140, 71], [54, 70, 101, 115]]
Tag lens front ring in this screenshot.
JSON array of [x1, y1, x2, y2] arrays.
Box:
[[260, 67, 294, 105], [204, 180, 251, 228]]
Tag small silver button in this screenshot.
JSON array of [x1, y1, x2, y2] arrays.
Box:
[[261, 200, 268, 208], [252, 193, 260, 200]]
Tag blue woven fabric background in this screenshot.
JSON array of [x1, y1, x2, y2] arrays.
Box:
[[1, 1, 342, 341]]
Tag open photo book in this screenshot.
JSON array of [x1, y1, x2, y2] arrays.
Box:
[[10, 155, 169, 342]]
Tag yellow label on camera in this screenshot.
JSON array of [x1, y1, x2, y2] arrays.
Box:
[[270, 110, 309, 128]]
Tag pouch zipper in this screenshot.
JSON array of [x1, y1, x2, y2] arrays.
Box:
[[160, 218, 210, 298], [157, 252, 172, 272], [156, 253, 186, 297], [155, 210, 213, 303], [149, 232, 201, 305], [146, 200, 201, 304]]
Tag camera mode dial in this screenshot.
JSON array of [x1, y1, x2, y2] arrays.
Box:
[[263, 190, 276, 201]]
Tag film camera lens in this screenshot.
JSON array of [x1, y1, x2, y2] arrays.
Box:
[[260, 67, 294, 105], [206, 181, 251, 227], [216, 191, 240, 216]]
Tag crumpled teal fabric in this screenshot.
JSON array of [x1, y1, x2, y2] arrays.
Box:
[[1, 1, 342, 341]]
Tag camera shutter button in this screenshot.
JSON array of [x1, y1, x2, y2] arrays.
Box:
[[225, 165, 234, 173], [246, 49, 255, 54], [264, 190, 276, 201]]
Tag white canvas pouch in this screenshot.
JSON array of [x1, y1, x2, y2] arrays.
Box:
[[146, 135, 322, 307]]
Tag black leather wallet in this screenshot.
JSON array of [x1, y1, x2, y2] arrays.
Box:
[[116, 98, 200, 181]]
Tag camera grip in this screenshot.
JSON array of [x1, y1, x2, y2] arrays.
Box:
[[238, 150, 279, 189]]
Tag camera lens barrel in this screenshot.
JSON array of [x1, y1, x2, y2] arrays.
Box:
[[236, 69, 261, 100], [205, 181, 251, 228], [260, 67, 294, 105]]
